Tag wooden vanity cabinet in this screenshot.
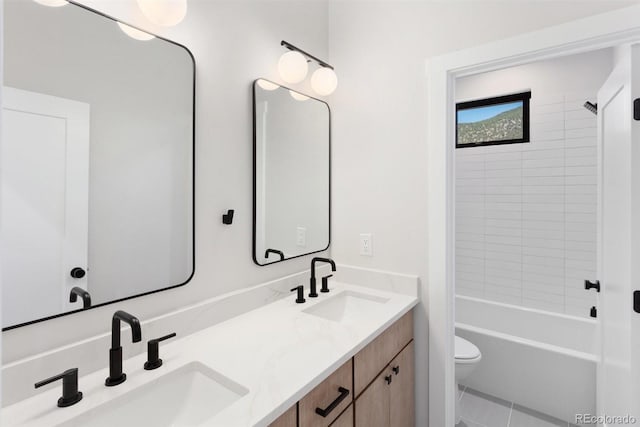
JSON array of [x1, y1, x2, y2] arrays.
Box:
[[269, 405, 298, 427], [268, 310, 414, 427]]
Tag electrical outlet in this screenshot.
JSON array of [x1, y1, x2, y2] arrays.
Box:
[[360, 233, 372, 256], [296, 227, 306, 247]]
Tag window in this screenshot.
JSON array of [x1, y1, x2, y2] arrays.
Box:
[[456, 91, 531, 148]]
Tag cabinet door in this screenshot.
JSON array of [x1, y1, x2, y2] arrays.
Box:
[[330, 404, 353, 427], [354, 369, 390, 427], [389, 342, 415, 427], [269, 404, 297, 427]]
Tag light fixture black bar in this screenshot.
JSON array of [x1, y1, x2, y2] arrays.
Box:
[[281, 40, 334, 70]]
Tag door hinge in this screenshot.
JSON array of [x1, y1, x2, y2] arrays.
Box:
[[634, 98, 640, 121], [634, 291, 640, 313]]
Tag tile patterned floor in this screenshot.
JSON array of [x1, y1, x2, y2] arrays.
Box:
[[457, 386, 580, 427]]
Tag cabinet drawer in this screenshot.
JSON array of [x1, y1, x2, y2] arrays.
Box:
[[299, 359, 353, 427], [330, 404, 354, 427], [269, 404, 297, 427], [353, 310, 413, 397]]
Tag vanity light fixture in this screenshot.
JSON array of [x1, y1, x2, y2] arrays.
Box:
[[289, 90, 310, 102], [278, 51, 309, 84], [311, 67, 338, 96], [33, 0, 68, 6], [279, 40, 337, 95], [117, 22, 155, 41], [137, 0, 187, 27]]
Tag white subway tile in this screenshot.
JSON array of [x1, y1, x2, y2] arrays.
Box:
[[522, 167, 565, 177], [523, 193, 564, 204], [522, 210, 564, 221], [566, 128, 596, 138], [565, 137, 596, 148], [522, 148, 564, 160], [531, 129, 564, 141], [565, 175, 598, 188], [565, 183, 597, 193], [485, 243, 522, 254], [565, 156, 596, 167], [484, 159, 522, 170], [522, 156, 564, 169], [565, 118, 596, 130], [523, 202, 565, 212], [523, 255, 564, 268], [523, 236, 565, 249], [522, 220, 565, 231], [565, 109, 595, 120], [532, 120, 564, 132], [485, 226, 522, 237]]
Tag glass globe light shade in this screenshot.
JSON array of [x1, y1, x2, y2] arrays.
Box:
[[278, 51, 308, 84], [117, 23, 155, 41], [33, 0, 67, 6], [289, 90, 310, 102], [137, 0, 187, 27], [257, 79, 279, 91], [311, 67, 338, 96]]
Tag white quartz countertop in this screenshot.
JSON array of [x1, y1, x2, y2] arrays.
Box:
[[2, 281, 418, 427]]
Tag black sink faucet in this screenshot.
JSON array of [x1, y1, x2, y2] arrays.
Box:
[[105, 310, 142, 386], [69, 287, 92, 309], [310, 257, 336, 298]]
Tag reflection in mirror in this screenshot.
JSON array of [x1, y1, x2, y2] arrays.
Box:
[[253, 79, 330, 265], [1, 0, 195, 329]]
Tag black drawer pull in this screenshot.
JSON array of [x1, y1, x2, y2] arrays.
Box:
[[315, 386, 349, 418]]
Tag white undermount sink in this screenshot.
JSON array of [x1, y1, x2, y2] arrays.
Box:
[[57, 362, 248, 427], [303, 290, 390, 322]]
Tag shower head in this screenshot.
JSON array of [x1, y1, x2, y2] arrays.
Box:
[[584, 101, 598, 115]]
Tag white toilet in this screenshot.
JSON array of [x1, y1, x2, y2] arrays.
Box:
[[455, 335, 482, 424]]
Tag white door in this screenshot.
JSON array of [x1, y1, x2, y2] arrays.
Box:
[[1, 87, 90, 327], [597, 44, 640, 426]]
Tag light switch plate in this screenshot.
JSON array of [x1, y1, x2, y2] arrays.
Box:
[[360, 233, 372, 256]]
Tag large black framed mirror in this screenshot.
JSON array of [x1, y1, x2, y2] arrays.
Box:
[[252, 79, 330, 266], [1, 0, 195, 330]]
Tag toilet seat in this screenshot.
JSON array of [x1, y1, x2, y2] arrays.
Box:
[[455, 336, 481, 362]]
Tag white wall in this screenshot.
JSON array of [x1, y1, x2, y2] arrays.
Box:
[[455, 50, 613, 317], [327, 2, 633, 425], [3, 0, 330, 362]]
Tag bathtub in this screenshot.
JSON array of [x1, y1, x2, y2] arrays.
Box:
[[456, 295, 598, 424]]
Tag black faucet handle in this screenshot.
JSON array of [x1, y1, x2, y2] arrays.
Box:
[[321, 274, 333, 293], [144, 333, 177, 370], [291, 285, 306, 304], [35, 368, 83, 408]]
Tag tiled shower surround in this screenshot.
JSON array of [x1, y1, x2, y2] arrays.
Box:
[[455, 93, 597, 317]]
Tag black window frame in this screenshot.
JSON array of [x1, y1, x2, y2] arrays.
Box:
[[456, 91, 531, 149]]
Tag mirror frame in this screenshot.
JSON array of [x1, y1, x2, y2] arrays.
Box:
[[3, 0, 196, 331], [252, 78, 331, 266]]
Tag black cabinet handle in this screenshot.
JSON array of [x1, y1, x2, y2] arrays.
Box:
[[590, 306, 597, 318], [392, 365, 400, 375], [585, 280, 600, 292], [315, 386, 349, 418], [70, 267, 86, 279], [385, 375, 393, 385]]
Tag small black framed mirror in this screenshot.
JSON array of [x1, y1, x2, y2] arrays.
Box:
[[252, 79, 330, 265]]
